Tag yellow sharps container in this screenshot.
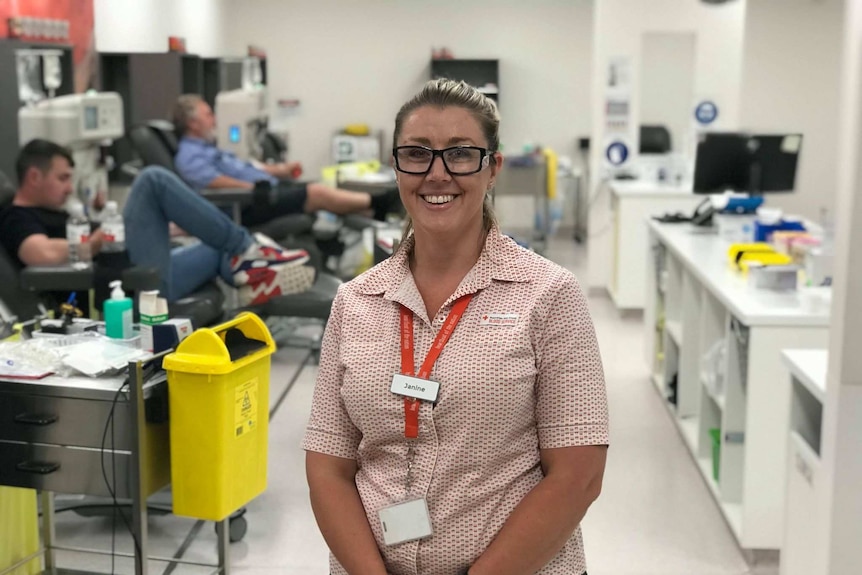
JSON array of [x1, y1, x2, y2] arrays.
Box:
[[164, 312, 275, 521]]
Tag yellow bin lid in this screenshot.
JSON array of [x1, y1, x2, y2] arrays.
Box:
[[163, 312, 276, 375]]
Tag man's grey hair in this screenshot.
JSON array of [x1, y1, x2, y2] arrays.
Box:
[[173, 94, 205, 135]]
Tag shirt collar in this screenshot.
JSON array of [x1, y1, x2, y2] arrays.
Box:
[[355, 226, 532, 316], [180, 136, 212, 148]]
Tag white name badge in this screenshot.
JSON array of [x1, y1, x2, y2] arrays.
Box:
[[390, 374, 440, 402], [378, 498, 433, 546]]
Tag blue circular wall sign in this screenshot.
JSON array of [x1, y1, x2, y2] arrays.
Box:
[[695, 101, 719, 125], [606, 141, 629, 166]]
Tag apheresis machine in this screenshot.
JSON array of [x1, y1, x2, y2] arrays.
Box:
[[18, 92, 125, 210]]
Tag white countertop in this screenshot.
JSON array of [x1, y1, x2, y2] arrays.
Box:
[[782, 349, 828, 404], [611, 180, 694, 198], [650, 221, 831, 327]]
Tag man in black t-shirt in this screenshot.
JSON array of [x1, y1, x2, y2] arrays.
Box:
[[0, 140, 106, 269], [1, 139, 316, 306]]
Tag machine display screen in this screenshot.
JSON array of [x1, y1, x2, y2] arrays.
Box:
[[229, 125, 241, 143], [84, 105, 99, 131]]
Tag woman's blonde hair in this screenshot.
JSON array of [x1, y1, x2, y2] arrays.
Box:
[[393, 79, 500, 242]]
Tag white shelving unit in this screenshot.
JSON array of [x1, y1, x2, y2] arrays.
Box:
[[645, 221, 830, 554], [780, 350, 828, 575]]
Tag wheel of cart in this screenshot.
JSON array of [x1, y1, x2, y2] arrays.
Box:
[[214, 507, 249, 543]]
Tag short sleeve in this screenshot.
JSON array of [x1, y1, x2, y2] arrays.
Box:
[[0, 208, 48, 268], [535, 272, 609, 449], [301, 286, 362, 458], [175, 144, 221, 190]]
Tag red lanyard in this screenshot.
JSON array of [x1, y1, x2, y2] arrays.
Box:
[[399, 294, 473, 439]]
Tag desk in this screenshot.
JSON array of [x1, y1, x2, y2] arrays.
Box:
[[0, 359, 231, 575], [645, 222, 829, 554], [587, 180, 701, 308]]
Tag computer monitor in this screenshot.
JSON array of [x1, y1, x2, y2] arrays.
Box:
[[693, 132, 802, 195]]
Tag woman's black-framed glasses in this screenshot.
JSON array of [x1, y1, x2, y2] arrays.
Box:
[[393, 146, 490, 176]]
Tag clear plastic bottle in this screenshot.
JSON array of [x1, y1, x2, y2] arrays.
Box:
[[66, 202, 91, 264], [101, 200, 126, 252]]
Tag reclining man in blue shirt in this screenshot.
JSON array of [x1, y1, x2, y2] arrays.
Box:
[[0, 139, 315, 307], [173, 94, 396, 226]]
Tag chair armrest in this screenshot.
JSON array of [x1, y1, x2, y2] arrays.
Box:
[[199, 187, 253, 206], [20, 265, 95, 292], [121, 159, 144, 178]]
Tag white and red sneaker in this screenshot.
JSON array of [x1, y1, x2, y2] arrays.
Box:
[[235, 263, 316, 306], [230, 234, 309, 276], [232, 233, 315, 305]]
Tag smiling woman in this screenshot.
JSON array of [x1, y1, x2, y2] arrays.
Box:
[[391, 79, 503, 246], [303, 79, 608, 575]]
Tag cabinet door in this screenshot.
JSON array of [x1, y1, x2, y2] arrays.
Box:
[[781, 432, 823, 575]]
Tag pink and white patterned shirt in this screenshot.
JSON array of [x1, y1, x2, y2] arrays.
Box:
[[302, 229, 609, 575]]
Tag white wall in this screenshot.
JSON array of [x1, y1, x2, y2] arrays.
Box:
[[223, 0, 594, 176], [587, 0, 748, 290], [94, 0, 229, 56], [640, 33, 696, 156], [738, 0, 844, 221]]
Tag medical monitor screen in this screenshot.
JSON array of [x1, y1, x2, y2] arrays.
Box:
[[693, 132, 802, 195], [748, 134, 802, 193], [693, 133, 750, 194], [84, 105, 99, 131], [229, 125, 241, 143]]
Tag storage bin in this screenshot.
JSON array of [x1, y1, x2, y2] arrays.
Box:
[[164, 312, 275, 521]]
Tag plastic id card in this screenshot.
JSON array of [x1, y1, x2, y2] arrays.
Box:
[[378, 498, 433, 546]]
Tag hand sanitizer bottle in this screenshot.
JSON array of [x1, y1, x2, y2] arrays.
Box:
[[104, 280, 133, 339]]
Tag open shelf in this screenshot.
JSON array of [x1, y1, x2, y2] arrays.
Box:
[[679, 416, 699, 454], [646, 221, 832, 553], [696, 456, 743, 538], [701, 377, 726, 411]]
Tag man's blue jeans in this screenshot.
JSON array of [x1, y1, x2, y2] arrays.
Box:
[[124, 167, 253, 302]]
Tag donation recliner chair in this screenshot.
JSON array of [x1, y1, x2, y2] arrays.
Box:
[[126, 120, 398, 279], [126, 120, 319, 245], [0, 174, 225, 327], [122, 123, 341, 323]]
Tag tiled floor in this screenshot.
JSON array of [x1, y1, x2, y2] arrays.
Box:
[[48, 232, 774, 574]]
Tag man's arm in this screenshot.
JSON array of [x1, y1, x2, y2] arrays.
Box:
[[18, 228, 104, 266], [17, 234, 70, 266], [205, 175, 254, 190], [255, 161, 301, 180]]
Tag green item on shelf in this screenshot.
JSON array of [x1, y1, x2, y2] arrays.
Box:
[[709, 428, 722, 482]]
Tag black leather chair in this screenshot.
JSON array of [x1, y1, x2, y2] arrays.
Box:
[[125, 125, 343, 323], [640, 125, 673, 154], [125, 121, 319, 245]]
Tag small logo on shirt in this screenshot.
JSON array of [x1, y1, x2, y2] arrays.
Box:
[[480, 313, 519, 326]]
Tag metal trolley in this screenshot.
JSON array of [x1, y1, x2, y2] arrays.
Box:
[[0, 353, 235, 575]]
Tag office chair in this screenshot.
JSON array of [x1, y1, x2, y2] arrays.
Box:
[[640, 125, 673, 154]]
